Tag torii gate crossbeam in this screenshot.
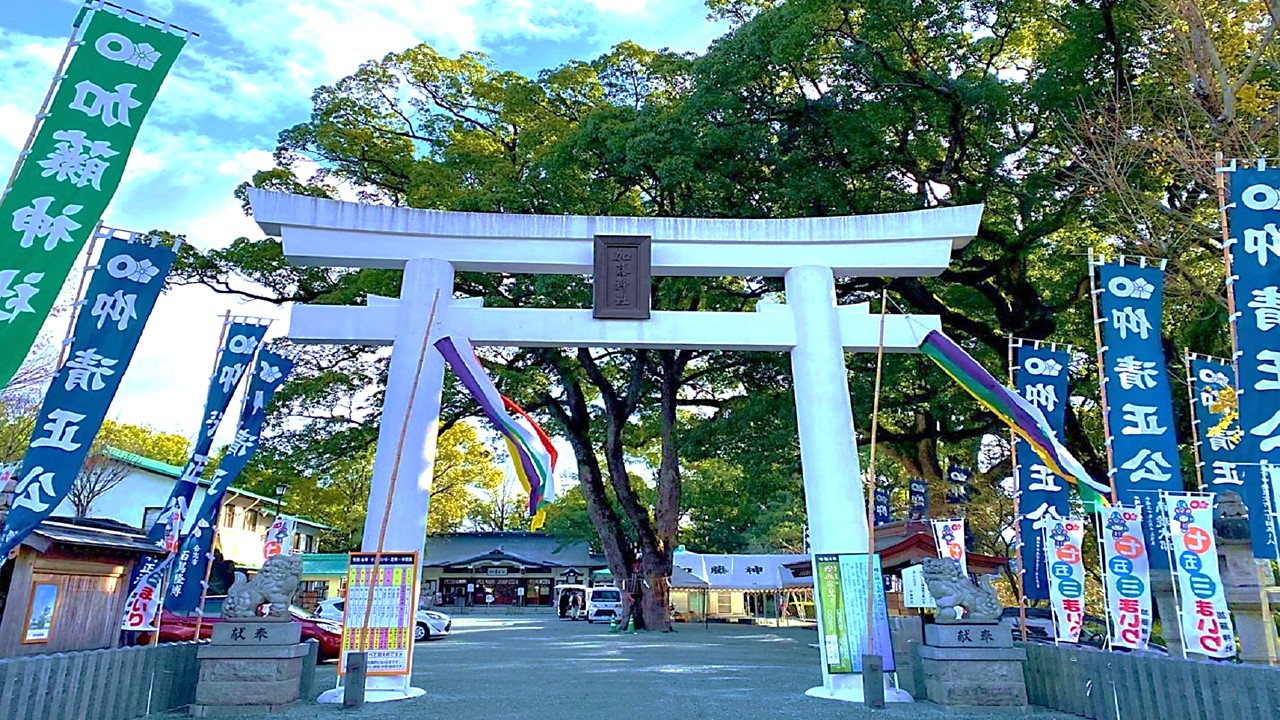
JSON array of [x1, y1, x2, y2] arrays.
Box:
[[248, 190, 983, 705]]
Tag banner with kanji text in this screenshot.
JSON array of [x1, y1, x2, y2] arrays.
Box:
[[0, 9, 187, 387], [1223, 161, 1280, 558], [907, 478, 928, 519], [873, 486, 892, 525], [945, 463, 971, 504], [1186, 354, 1244, 494], [0, 234, 175, 560], [264, 514, 297, 558], [144, 320, 267, 545], [1098, 504, 1152, 650], [121, 554, 169, 631], [1013, 341, 1072, 601], [1164, 492, 1236, 658], [167, 349, 293, 614], [1095, 259, 1181, 568], [1043, 517, 1086, 643]]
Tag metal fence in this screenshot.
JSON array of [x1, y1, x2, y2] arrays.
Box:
[[1022, 642, 1280, 720], [0, 642, 200, 720]]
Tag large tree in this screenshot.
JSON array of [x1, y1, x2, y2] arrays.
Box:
[[169, 0, 1276, 624]]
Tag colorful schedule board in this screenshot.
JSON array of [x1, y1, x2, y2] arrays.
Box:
[[813, 553, 895, 673], [340, 552, 419, 676]]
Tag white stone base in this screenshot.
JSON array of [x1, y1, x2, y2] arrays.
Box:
[[316, 686, 426, 704], [805, 678, 913, 704]]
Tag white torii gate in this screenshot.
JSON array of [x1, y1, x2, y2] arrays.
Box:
[[248, 189, 983, 704]]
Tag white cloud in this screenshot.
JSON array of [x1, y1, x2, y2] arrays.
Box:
[[4, 0, 724, 452]]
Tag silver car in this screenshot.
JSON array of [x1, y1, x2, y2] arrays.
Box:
[[315, 598, 451, 641]]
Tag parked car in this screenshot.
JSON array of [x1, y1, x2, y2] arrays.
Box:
[[315, 597, 451, 641], [132, 596, 343, 661], [585, 586, 623, 624]]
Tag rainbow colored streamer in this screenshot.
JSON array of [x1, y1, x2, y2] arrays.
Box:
[[435, 334, 556, 529]]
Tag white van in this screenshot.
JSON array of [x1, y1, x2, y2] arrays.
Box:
[[585, 586, 623, 623]]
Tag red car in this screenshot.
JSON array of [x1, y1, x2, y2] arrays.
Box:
[[133, 596, 343, 661]]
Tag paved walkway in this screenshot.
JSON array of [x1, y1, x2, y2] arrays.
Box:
[[213, 616, 1081, 719]]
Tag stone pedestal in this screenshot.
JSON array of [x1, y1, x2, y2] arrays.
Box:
[[190, 622, 307, 717], [918, 623, 1028, 708]]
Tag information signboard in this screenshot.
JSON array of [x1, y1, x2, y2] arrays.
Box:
[[340, 552, 419, 676], [813, 553, 895, 673]]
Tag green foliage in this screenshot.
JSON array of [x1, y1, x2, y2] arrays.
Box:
[[166, 1, 1280, 583]]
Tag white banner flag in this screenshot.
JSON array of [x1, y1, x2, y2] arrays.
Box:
[[121, 556, 169, 631], [1043, 518, 1086, 643], [930, 518, 968, 576], [1098, 505, 1152, 650], [1165, 492, 1237, 658], [264, 514, 297, 559]]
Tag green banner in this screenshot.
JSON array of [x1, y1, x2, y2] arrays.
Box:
[[814, 554, 851, 673], [0, 10, 186, 387]]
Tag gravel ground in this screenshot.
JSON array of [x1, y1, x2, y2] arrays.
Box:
[[187, 615, 1082, 719]]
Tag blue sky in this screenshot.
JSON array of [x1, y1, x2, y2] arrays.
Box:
[[1, 0, 726, 447]]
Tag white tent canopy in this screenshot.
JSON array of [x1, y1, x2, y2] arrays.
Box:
[[673, 551, 809, 590]]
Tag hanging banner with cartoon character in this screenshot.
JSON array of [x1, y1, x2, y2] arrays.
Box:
[[167, 349, 293, 614], [1186, 354, 1244, 496], [0, 234, 174, 561], [263, 514, 297, 558], [0, 8, 188, 387], [930, 518, 968, 576], [1222, 161, 1280, 558], [873, 486, 892, 525], [1164, 491, 1237, 658], [907, 478, 928, 519], [945, 463, 972, 504], [1098, 504, 1152, 650], [1042, 518, 1086, 643], [1094, 257, 1181, 568], [1012, 341, 1072, 600]]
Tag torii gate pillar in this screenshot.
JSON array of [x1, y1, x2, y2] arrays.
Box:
[[249, 189, 984, 706]]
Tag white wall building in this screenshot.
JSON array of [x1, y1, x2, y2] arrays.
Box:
[[52, 447, 329, 569]]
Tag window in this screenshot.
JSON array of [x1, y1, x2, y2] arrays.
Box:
[[243, 509, 259, 530], [221, 506, 235, 528], [715, 592, 732, 615]]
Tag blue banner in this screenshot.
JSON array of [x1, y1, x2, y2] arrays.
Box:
[[1096, 260, 1181, 569], [145, 320, 267, 544], [167, 348, 294, 613], [1225, 162, 1280, 558], [1013, 342, 1072, 601], [1187, 355, 1244, 495], [945, 463, 972, 504], [873, 486, 891, 525], [0, 236, 174, 559], [907, 478, 928, 519]]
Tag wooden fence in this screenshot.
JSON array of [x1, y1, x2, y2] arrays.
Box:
[[1022, 642, 1280, 720], [0, 641, 200, 720]]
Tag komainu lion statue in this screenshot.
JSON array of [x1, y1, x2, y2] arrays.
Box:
[[919, 557, 1002, 624], [221, 553, 303, 621]]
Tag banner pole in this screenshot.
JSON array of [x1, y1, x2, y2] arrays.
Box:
[[1215, 153, 1242, 387], [1182, 349, 1208, 491], [863, 289, 889, 660], [1009, 336, 1029, 642], [150, 558, 171, 647], [357, 289, 441, 668], [0, 13, 85, 202], [1087, 249, 1119, 502], [191, 523, 223, 641], [1092, 508, 1113, 651], [56, 223, 104, 368], [1159, 491, 1188, 660]]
